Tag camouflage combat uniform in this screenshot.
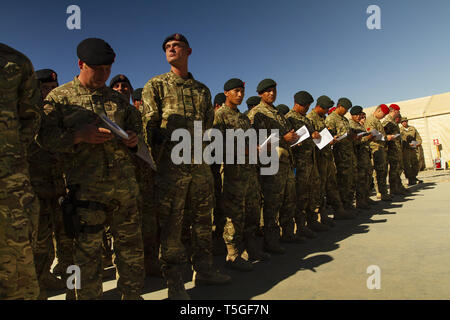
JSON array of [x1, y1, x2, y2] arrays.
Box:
[[349, 118, 373, 204], [400, 125, 422, 183], [285, 110, 320, 234], [325, 111, 356, 208], [213, 103, 262, 262], [382, 115, 404, 193], [142, 71, 223, 293], [247, 101, 296, 250], [37, 76, 145, 300], [0, 43, 41, 300], [307, 110, 345, 216], [365, 114, 389, 196]]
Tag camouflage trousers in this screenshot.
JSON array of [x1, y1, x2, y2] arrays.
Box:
[[221, 165, 261, 257], [370, 146, 388, 195], [387, 146, 403, 191], [156, 161, 214, 282], [135, 158, 159, 276], [355, 149, 372, 199], [34, 196, 73, 294], [294, 157, 320, 226], [333, 147, 356, 207], [260, 162, 296, 242], [317, 155, 343, 214], [211, 163, 225, 241], [403, 148, 419, 181], [0, 168, 40, 300], [72, 179, 144, 300]]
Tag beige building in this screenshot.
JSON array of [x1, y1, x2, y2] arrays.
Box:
[[362, 92, 450, 169]]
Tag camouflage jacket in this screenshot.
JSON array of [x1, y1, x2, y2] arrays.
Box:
[[0, 43, 42, 168], [349, 118, 371, 157], [285, 109, 316, 163], [325, 111, 353, 154], [36, 76, 142, 187], [382, 114, 401, 151], [213, 103, 254, 168], [365, 114, 387, 149], [306, 110, 333, 160], [247, 100, 293, 165], [141, 71, 214, 164], [400, 125, 422, 149]]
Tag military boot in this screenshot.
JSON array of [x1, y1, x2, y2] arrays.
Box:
[[245, 236, 271, 261], [225, 256, 253, 272], [308, 220, 331, 232], [320, 213, 336, 227], [163, 267, 190, 300], [333, 207, 356, 220], [193, 269, 231, 286], [42, 272, 66, 291], [356, 198, 370, 210], [381, 193, 393, 201], [263, 231, 286, 254], [295, 212, 317, 238], [365, 196, 378, 205]]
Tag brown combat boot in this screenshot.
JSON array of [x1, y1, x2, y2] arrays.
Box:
[[193, 269, 232, 286], [245, 236, 271, 261], [356, 198, 370, 210], [333, 207, 356, 220], [163, 267, 190, 300]]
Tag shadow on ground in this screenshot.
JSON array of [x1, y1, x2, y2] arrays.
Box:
[[47, 182, 436, 300]]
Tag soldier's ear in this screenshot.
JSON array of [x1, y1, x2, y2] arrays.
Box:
[[78, 59, 85, 70], [187, 47, 192, 56]]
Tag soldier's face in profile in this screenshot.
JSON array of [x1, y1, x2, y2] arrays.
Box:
[[165, 40, 191, 66], [402, 121, 408, 128], [112, 82, 132, 102], [80, 62, 111, 88], [225, 87, 245, 106], [259, 87, 277, 105], [40, 81, 58, 99]]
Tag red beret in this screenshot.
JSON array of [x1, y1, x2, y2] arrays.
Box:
[[328, 106, 336, 115], [389, 104, 400, 111], [379, 104, 389, 114]]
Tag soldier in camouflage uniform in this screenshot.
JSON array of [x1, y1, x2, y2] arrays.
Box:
[[37, 38, 145, 300], [400, 117, 423, 185], [243, 96, 261, 117], [325, 98, 359, 212], [113, 81, 161, 278], [213, 78, 270, 271], [247, 79, 300, 254], [0, 43, 41, 300], [364, 104, 396, 201], [285, 91, 321, 239], [382, 104, 408, 195], [141, 34, 231, 300], [307, 96, 355, 223], [348, 106, 377, 209], [28, 69, 70, 298], [211, 92, 227, 256]]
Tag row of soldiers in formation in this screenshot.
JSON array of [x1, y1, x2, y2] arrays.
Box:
[[0, 34, 424, 300]]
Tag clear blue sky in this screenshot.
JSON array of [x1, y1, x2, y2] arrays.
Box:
[[2, 0, 450, 112]]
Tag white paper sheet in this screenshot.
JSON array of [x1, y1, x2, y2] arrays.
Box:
[[259, 132, 280, 154], [370, 129, 384, 141], [313, 128, 333, 150], [290, 126, 310, 147], [336, 132, 348, 141], [357, 131, 370, 138], [99, 114, 129, 140]]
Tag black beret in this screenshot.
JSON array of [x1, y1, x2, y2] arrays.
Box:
[[162, 33, 190, 52], [350, 105, 363, 115], [77, 38, 116, 66], [246, 96, 261, 108], [132, 88, 143, 101], [276, 104, 290, 115], [337, 97, 352, 109], [35, 69, 58, 84], [257, 79, 277, 94], [109, 74, 133, 90], [317, 95, 334, 109], [214, 93, 226, 106], [294, 91, 314, 106], [224, 78, 245, 91]]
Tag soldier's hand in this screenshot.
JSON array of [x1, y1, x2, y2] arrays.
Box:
[[311, 131, 321, 140], [74, 123, 113, 144], [386, 134, 394, 141], [283, 130, 299, 144], [330, 136, 338, 145], [123, 131, 138, 148]]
